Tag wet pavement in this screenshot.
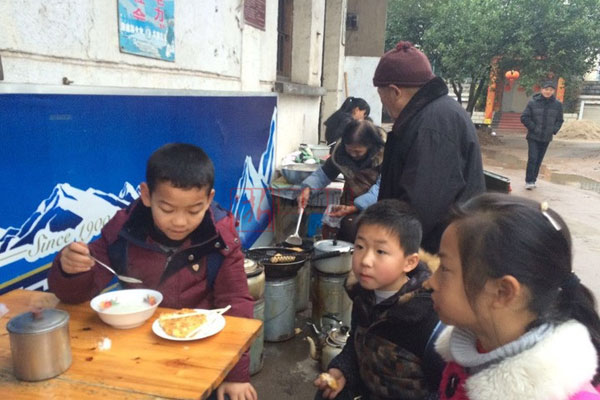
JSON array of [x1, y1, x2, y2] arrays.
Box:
[[250, 131, 600, 399]]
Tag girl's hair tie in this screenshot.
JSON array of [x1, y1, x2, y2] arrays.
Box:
[[541, 201, 561, 231]]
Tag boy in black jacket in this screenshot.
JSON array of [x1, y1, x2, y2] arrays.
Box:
[[314, 199, 443, 400]]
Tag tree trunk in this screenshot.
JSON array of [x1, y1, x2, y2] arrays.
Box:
[[451, 81, 463, 105], [466, 75, 486, 114]]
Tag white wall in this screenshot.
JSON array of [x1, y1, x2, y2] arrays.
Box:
[[344, 55, 382, 125], [0, 0, 346, 172], [0, 0, 276, 91]]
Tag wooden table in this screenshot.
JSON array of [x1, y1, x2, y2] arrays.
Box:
[[0, 289, 262, 399]]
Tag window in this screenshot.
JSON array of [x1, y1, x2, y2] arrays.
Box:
[[277, 0, 293, 78]]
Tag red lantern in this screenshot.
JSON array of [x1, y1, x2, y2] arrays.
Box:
[[505, 70, 520, 81]]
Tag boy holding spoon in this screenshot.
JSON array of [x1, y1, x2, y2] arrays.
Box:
[[48, 143, 256, 400]]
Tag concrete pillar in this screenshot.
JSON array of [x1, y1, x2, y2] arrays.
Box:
[[291, 0, 325, 86], [320, 0, 347, 142]]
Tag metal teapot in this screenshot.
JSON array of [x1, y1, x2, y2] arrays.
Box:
[[306, 317, 350, 371]]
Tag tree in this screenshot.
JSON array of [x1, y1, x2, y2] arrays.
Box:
[[385, 0, 600, 114], [384, 0, 444, 52]]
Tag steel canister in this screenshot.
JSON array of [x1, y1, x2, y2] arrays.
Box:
[[7, 309, 72, 381]]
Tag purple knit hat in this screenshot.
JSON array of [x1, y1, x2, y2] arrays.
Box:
[[373, 41, 435, 87]]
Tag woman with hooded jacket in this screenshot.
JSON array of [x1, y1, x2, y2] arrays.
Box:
[[297, 119, 385, 241]]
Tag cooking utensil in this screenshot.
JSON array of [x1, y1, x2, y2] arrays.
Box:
[[90, 255, 142, 284], [245, 247, 307, 279], [312, 239, 354, 274], [7, 309, 72, 381], [285, 207, 304, 246], [280, 163, 320, 184], [244, 258, 266, 300]]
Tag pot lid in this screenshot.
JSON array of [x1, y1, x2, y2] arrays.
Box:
[[314, 239, 353, 253], [327, 326, 350, 345], [7, 309, 69, 334], [244, 258, 258, 272]]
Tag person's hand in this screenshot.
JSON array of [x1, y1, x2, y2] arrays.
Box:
[[313, 368, 346, 399], [60, 242, 94, 275], [297, 187, 311, 209], [329, 205, 357, 218], [216, 381, 257, 400]]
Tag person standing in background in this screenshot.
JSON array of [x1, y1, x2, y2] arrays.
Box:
[[372, 41, 485, 254], [324, 97, 371, 148], [520, 80, 564, 190]]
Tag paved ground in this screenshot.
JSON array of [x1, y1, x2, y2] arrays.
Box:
[[250, 131, 600, 399]]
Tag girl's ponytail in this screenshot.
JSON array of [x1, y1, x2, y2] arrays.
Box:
[[557, 276, 600, 384]]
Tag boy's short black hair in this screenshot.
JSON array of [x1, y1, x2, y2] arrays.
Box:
[[356, 199, 422, 254], [146, 143, 215, 193]]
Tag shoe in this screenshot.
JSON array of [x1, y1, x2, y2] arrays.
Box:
[[525, 182, 535, 190]]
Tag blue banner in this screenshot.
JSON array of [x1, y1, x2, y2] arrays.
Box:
[[0, 90, 277, 293]]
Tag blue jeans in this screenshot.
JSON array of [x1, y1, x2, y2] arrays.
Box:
[[525, 139, 550, 184]]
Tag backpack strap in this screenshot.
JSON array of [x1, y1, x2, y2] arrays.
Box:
[[107, 236, 129, 275], [108, 236, 223, 290], [205, 252, 224, 290]]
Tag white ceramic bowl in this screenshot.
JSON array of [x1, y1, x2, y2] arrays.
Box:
[[90, 289, 163, 329]]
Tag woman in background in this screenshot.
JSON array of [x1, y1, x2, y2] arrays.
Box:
[[324, 97, 371, 148], [298, 119, 384, 241]]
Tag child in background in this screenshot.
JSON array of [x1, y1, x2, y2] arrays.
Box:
[[314, 199, 443, 399], [429, 193, 600, 400], [48, 143, 256, 400]]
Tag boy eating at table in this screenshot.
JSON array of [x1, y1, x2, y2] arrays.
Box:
[[48, 143, 256, 400]]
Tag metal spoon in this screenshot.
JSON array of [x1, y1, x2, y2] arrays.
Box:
[[89, 255, 143, 284], [285, 207, 304, 246]]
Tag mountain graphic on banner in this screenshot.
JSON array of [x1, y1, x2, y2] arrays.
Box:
[[0, 182, 139, 253], [232, 109, 276, 247]]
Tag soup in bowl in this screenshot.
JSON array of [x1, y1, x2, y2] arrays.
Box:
[[90, 288, 163, 329]]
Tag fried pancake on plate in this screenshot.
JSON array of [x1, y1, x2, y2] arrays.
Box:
[[158, 308, 208, 338]]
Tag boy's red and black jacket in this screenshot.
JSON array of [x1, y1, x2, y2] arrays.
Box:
[[48, 199, 254, 382]]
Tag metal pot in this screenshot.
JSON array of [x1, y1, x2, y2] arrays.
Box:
[[312, 239, 353, 274], [7, 309, 72, 381], [244, 258, 265, 300], [307, 320, 350, 371]]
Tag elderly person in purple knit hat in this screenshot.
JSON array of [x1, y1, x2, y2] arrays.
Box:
[[373, 41, 485, 253]]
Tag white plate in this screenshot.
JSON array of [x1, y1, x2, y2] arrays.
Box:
[[152, 309, 226, 341]]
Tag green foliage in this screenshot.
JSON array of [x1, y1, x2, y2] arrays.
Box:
[[385, 0, 600, 113]]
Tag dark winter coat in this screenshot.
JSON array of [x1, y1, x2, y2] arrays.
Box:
[[328, 263, 443, 400], [48, 199, 254, 382], [520, 93, 564, 142], [378, 77, 485, 253]]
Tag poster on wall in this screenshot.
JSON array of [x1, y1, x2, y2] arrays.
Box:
[[0, 87, 277, 294], [118, 0, 175, 61]]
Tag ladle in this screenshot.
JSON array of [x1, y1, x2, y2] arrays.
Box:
[[285, 207, 305, 246]]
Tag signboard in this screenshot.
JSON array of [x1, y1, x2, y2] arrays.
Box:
[[244, 0, 266, 31], [0, 87, 277, 293], [118, 0, 175, 61]]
